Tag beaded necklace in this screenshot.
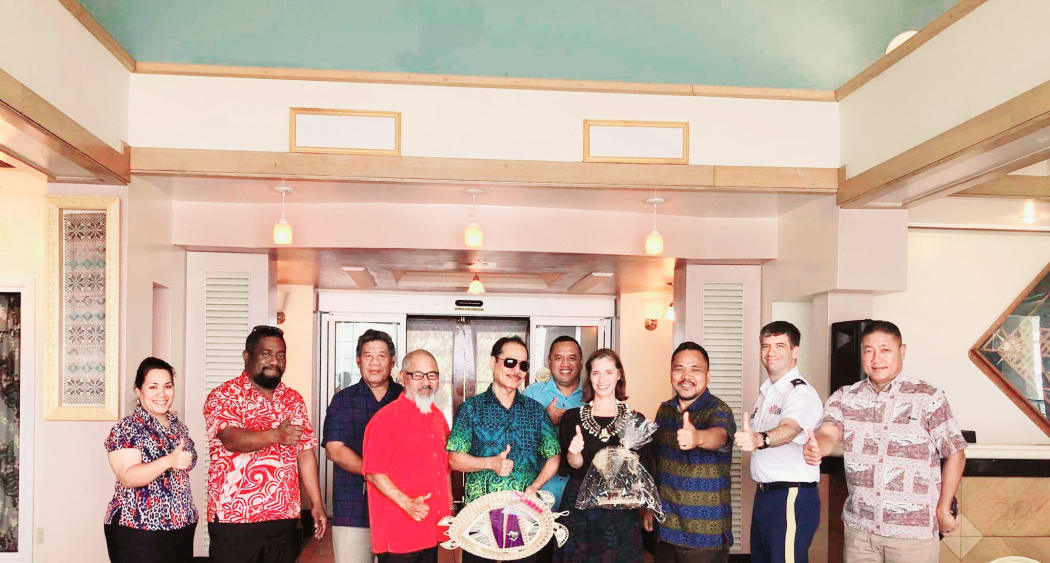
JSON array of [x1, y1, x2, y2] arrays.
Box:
[[580, 402, 627, 442]]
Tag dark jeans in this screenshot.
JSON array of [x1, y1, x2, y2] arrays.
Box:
[[208, 518, 301, 563], [104, 521, 196, 563], [653, 541, 728, 563], [377, 546, 439, 563]]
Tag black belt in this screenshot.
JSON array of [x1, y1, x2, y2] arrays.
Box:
[[756, 481, 816, 492]]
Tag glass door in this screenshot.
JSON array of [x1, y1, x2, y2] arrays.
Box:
[[528, 316, 612, 383]]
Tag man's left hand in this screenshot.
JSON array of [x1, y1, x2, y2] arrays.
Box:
[[937, 506, 959, 535], [311, 505, 328, 539]]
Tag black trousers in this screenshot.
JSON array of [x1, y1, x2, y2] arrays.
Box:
[[104, 521, 196, 563], [208, 518, 301, 563], [377, 546, 439, 563]]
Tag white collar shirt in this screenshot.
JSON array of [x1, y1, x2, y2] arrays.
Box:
[[749, 366, 824, 483]]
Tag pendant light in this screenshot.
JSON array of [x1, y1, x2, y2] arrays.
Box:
[[467, 273, 486, 295], [644, 197, 664, 256], [273, 186, 294, 245], [464, 188, 484, 248], [1022, 199, 1036, 224]]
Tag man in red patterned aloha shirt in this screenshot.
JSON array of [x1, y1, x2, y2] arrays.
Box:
[[204, 325, 328, 563], [803, 320, 967, 563]]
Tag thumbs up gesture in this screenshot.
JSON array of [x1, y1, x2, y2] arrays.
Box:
[[568, 425, 585, 455], [803, 429, 822, 466], [735, 416, 762, 452], [167, 438, 193, 471], [402, 492, 432, 522], [490, 445, 514, 477], [677, 412, 701, 450]]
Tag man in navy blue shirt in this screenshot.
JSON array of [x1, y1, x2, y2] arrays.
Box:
[[323, 330, 403, 563]]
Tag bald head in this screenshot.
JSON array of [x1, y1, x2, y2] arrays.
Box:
[[403, 349, 437, 372], [401, 349, 440, 409]]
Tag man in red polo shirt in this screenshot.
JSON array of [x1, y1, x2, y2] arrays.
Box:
[[363, 349, 452, 563]]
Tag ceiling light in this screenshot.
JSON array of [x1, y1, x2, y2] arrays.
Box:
[[1022, 199, 1037, 224], [644, 197, 665, 256], [273, 186, 293, 245], [467, 273, 486, 295], [464, 188, 484, 248], [885, 31, 918, 54], [664, 302, 676, 321], [592, 272, 614, 277]]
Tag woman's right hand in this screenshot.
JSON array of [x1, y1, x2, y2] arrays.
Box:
[[568, 425, 585, 455], [167, 438, 193, 470]]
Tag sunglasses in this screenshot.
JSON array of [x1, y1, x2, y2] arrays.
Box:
[[499, 357, 530, 372], [405, 371, 440, 381]]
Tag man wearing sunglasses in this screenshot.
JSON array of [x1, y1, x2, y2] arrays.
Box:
[[362, 349, 452, 563], [448, 336, 562, 563]]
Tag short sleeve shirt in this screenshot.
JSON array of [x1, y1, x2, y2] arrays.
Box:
[[522, 379, 584, 412], [653, 390, 736, 549], [748, 367, 824, 483], [203, 372, 317, 523], [362, 395, 451, 554], [821, 373, 967, 540], [322, 379, 403, 527], [104, 406, 198, 530], [447, 385, 561, 504]]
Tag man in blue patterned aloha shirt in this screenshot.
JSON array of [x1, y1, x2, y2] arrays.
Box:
[[448, 335, 561, 563]]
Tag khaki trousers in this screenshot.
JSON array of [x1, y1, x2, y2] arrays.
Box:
[[843, 525, 939, 563], [333, 526, 374, 563]]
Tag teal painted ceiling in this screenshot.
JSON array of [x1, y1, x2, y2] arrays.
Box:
[[78, 0, 958, 91]]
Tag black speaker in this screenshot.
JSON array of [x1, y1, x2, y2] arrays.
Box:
[[830, 319, 873, 394]]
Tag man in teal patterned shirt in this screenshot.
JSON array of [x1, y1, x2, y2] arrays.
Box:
[[448, 335, 561, 563]]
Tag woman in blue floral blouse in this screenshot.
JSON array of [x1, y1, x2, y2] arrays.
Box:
[[103, 357, 197, 563]]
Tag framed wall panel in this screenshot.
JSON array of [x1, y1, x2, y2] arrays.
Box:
[[45, 196, 120, 420], [583, 119, 689, 164], [289, 108, 401, 156]]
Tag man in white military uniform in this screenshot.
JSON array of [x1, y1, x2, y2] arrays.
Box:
[[735, 321, 823, 563]]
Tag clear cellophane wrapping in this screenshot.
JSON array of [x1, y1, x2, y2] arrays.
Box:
[[574, 416, 664, 521]]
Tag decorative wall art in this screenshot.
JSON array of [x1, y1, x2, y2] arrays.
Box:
[[970, 262, 1050, 438], [46, 196, 120, 420], [0, 292, 20, 551]]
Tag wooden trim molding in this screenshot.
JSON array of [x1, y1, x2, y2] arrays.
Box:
[[0, 69, 130, 184], [835, 0, 987, 100], [955, 174, 1050, 199], [134, 62, 836, 102], [583, 120, 689, 164], [130, 147, 839, 193], [56, 0, 136, 72], [839, 78, 1050, 207], [289, 107, 402, 156]]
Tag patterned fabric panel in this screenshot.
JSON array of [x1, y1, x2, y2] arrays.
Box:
[[321, 378, 402, 527], [653, 390, 736, 548], [447, 386, 560, 504], [103, 406, 198, 530], [821, 374, 968, 539], [61, 210, 107, 407], [204, 373, 317, 523]]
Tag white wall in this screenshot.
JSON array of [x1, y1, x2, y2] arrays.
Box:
[[873, 228, 1050, 444], [770, 301, 815, 387], [172, 200, 779, 260], [840, 0, 1050, 177], [128, 74, 840, 167], [0, 0, 129, 151], [277, 284, 316, 421], [124, 177, 187, 415]]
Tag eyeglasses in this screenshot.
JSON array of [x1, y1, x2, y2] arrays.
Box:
[[404, 371, 440, 381], [499, 357, 530, 373], [251, 325, 284, 336]]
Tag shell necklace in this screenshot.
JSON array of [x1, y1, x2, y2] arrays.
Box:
[[581, 402, 627, 442]]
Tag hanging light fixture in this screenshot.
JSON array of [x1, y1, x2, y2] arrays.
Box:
[[464, 188, 484, 248], [664, 302, 676, 321], [273, 186, 294, 245], [644, 197, 664, 255], [1022, 199, 1037, 224], [467, 273, 486, 295]]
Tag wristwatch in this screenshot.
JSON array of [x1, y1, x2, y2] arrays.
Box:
[[757, 432, 771, 450]]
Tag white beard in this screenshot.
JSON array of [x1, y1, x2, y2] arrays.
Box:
[[413, 394, 434, 413]]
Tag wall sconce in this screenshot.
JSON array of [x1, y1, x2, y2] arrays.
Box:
[[464, 188, 484, 247], [273, 186, 294, 245], [664, 302, 675, 322], [645, 303, 663, 331], [644, 197, 664, 255]]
